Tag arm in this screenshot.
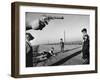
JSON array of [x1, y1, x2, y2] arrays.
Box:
[[26, 16, 64, 31]]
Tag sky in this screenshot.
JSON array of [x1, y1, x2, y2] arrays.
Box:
[[26, 12, 90, 45]]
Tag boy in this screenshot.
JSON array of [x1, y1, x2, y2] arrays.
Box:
[[81, 28, 90, 64], [60, 38, 64, 53], [26, 33, 34, 67]]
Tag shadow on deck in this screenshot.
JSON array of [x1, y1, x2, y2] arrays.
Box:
[[49, 50, 82, 66], [55, 47, 81, 55]]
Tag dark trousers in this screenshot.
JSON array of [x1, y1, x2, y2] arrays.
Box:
[[82, 50, 90, 64], [26, 53, 33, 67], [61, 46, 64, 52]]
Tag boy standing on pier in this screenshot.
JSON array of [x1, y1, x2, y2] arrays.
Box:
[[60, 38, 64, 53], [81, 28, 90, 64]]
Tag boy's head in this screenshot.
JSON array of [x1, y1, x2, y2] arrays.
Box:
[[26, 33, 34, 41], [60, 38, 63, 41], [81, 28, 87, 35]]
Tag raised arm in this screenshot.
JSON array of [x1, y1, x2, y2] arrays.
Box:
[[26, 15, 64, 31]]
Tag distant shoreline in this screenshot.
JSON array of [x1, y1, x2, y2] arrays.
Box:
[[32, 42, 82, 46]]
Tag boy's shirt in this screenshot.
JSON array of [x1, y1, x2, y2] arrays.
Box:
[[26, 40, 32, 54], [60, 41, 64, 47], [82, 34, 89, 51]]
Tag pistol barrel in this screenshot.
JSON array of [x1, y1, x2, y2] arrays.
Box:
[[47, 16, 64, 19]]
